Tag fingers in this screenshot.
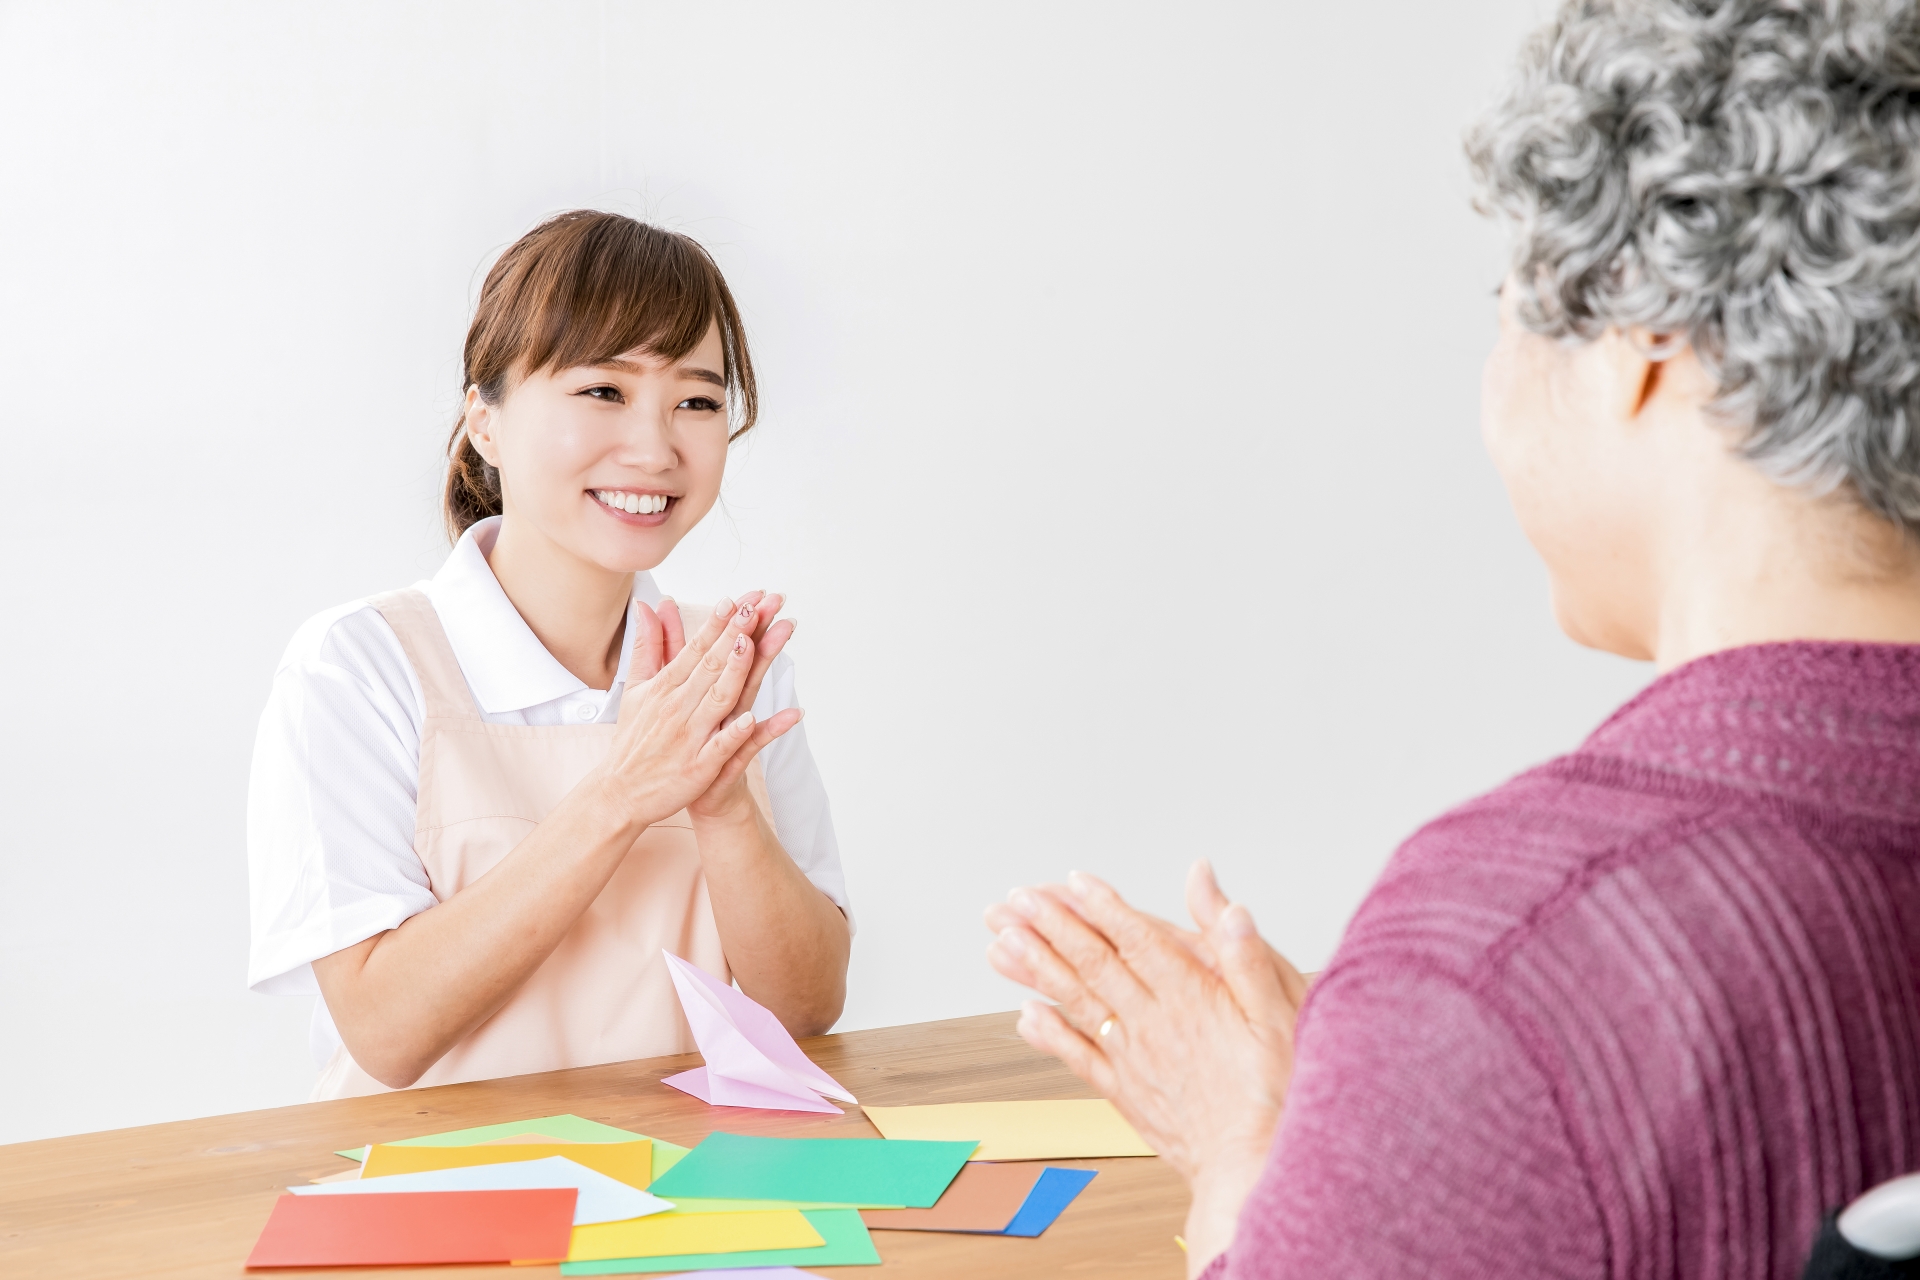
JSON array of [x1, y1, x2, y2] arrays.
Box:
[[1065, 871, 1192, 990], [628, 603, 666, 682], [1211, 903, 1306, 1035], [1186, 859, 1231, 932], [990, 921, 1113, 1035], [731, 614, 793, 717], [1007, 884, 1152, 1021], [656, 597, 738, 688], [687, 628, 758, 735], [657, 598, 686, 663], [697, 707, 802, 791], [1015, 1000, 1123, 1099]]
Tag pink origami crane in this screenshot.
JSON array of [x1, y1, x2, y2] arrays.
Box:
[[659, 951, 859, 1114]]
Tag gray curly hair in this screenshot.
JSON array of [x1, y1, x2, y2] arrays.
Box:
[[1467, 0, 1920, 533]]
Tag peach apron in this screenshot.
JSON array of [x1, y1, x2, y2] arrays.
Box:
[[312, 587, 740, 1099]]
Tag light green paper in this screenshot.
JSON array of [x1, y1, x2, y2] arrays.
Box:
[[647, 1132, 975, 1209], [333, 1114, 690, 1175], [560, 1208, 878, 1275]]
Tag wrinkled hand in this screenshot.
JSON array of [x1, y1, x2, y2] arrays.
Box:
[[595, 594, 801, 828], [983, 863, 1307, 1274]]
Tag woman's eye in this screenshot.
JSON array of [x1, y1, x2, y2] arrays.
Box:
[[581, 385, 623, 402], [677, 396, 723, 412]]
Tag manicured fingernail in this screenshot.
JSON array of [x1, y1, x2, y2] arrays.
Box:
[[734, 711, 754, 730], [996, 927, 1027, 957], [1067, 871, 1091, 898], [736, 601, 755, 623], [1009, 888, 1038, 918], [734, 634, 749, 655]]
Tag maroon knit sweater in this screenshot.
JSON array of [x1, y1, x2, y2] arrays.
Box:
[[1201, 643, 1920, 1279]]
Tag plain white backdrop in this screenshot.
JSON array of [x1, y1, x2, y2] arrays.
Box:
[[0, 0, 1641, 1145]]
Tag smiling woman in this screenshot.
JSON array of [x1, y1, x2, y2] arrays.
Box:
[[246, 211, 852, 1098]]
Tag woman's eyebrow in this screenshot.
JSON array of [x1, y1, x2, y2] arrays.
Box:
[[597, 356, 724, 387]]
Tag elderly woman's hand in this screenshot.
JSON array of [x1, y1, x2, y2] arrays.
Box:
[[984, 863, 1308, 1276]]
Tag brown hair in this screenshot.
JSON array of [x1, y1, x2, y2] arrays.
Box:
[[443, 210, 759, 540]]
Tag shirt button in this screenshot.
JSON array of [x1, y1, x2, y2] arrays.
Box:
[[576, 702, 597, 721]]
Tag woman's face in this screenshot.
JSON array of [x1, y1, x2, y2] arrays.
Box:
[[469, 322, 732, 574], [1481, 282, 1658, 659]]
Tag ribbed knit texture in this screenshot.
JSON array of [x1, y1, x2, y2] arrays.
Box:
[[1201, 643, 1920, 1280]]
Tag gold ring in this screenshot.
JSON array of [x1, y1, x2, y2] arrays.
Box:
[[1098, 1017, 1117, 1039]]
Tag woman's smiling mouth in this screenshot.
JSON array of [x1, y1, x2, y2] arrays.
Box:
[[592, 489, 674, 520]]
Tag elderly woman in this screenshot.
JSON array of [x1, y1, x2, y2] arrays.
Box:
[[986, 3, 1920, 1277]]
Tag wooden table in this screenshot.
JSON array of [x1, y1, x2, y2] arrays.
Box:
[[0, 1012, 1189, 1279]]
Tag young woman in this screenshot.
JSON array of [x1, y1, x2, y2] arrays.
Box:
[[247, 211, 851, 1098]]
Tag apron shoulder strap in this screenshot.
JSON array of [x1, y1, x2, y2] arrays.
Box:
[[368, 588, 480, 722]]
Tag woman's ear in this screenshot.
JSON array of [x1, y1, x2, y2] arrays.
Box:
[[463, 385, 502, 467]]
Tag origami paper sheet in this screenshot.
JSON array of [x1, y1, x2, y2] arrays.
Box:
[[861, 1099, 1154, 1160], [567, 1209, 822, 1261], [335, 1113, 648, 1162], [648, 1133, 973, 1209], [245, 1189, 575, 1267], [291, 1155, 671, 1225], [361, 1140, 652, 1189], [1000, 1167, 1098, 1236], [560, 1209, 878, 1275], [658, 952, 858, 1114], [858, 1161, 1047, 1232]]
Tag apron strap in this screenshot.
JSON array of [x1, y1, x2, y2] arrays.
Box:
[[369, 588, 480, 722]]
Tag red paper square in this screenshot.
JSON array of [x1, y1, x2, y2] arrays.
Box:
[[245, 1188, 576, 1267]]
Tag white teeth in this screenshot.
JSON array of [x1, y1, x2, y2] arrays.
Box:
[[597, 490, 669, 514]]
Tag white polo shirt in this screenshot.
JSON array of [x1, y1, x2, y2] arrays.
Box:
[[247, 517, 850, 1066]]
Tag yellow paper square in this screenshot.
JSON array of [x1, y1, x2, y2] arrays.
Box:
[[567, 1210, 824, 1261], [361, 1140, 652, 1189], [861, 1099, 1155, 1160]]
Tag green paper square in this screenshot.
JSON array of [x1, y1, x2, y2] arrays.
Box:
[[647, 1132, 974, 1208], [560, 1208, 879, 1274]]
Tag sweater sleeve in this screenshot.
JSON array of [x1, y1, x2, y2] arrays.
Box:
[[1199, 960, 1604, 1280]]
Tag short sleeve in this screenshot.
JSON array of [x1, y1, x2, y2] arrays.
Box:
[[1202, 961, 1604, 1280], [751, 653, 853, 930], [246, 605, 438, 995]]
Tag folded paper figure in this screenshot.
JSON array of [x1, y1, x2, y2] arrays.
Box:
[[660, 951, 857, 1114]]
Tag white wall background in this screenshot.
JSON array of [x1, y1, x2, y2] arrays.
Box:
[[0, 0, 1642, 1146]]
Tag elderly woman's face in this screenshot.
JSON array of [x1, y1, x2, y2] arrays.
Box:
[[1480, 281, 1658, 660]]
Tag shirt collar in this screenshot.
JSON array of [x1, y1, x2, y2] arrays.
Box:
[[423, 516, 661, 714]]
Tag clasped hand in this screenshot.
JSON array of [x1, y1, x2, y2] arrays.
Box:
[[984, 862, 1310, 1273], [591, 591, 802, 830]]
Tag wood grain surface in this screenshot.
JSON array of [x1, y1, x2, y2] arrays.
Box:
[[0, 1012, 1189, 1279]]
